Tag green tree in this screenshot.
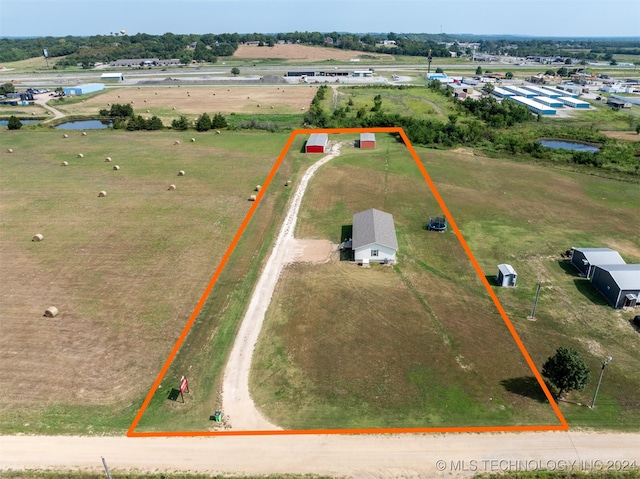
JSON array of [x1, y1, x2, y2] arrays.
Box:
[[556, 67, 569, 77], [195, 112, 212, 132], [482, 82, 495, 94], [475, 66, 482, 75], [0, 82, 15, 95], [231, 67, 240, 76], [211, 112, 228, 129], [435, 67, 444, 74], [171, 115, 191, 131], [542, 347, 590, 399], [505, 71, 513, 80], [7, 115, 22, 130]]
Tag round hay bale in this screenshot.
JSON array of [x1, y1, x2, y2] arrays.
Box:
[[285, 180, 292, 186], [257, 104, 260, 108], [255, 185, 261, 191], [174, 140, 181, 145], [270, 106, 274, 109], [44, 306, 59, 318], [130, 100, 134, 104], [172, 107, 176, 110], [146, 110, 150, 113], [168, 184, 176, 191], [117, 95, 121, 98], [144, 99, 147, 102], [216, 130, 221, 134], [63, 134, 69, 138], [249, 194, 257, 201], [77, 153, 84, 158], [81, 131, 87, 136], [105, 157, 112, 162], [98, 190, 107, 197], [32, 112, 36, 115], [190, 138, 195, 142], [32, 233, 44, 242], [113, 165, 120, 170], [7, 148, 14, 153], [178, 170, 185, 176], [61, 161, 68, 166], [155, 92, 158, 95]]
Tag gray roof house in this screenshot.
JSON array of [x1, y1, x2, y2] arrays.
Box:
[[590, 264, 640, 308], [352, 208, 398, 264], [570, 247, 626, 278]]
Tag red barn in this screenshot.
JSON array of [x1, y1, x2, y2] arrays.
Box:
[[360, 132, 376, 149], [305, 133, 328, 153]]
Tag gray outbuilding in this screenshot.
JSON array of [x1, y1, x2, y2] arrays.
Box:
[[496, 263, 517, 287], [590, 264, 640, 309], [570, 247, 625, 278]]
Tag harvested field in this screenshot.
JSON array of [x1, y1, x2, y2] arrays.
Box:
[[233, 43, 394, 62], [53, 85, 318, 121], [601, 130, 640, 141], [0, 129, 289, 433]]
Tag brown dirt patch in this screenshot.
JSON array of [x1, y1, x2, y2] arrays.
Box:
[[233, 44, 393, 62], [290, 239, 335, 263], [601, 131, 640, 141]]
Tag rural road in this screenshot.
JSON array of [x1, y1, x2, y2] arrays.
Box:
[[221, 142, 343, 431], [1, 431, 638, 477], [33, 93, 65, 122]]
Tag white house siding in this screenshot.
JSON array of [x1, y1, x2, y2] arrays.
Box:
[[354, 244, 397, 263]]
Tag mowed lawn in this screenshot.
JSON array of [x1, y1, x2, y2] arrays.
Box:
[[251, 134, 563, 430], [0, 128, 289, 434]]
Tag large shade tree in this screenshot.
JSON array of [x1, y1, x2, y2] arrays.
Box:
[[542, 347, 590, 399]]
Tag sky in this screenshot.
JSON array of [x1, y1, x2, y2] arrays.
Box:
[[1, 0, 639, 38]]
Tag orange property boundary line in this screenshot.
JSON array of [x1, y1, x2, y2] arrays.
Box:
[[127, 127, 568, 437]]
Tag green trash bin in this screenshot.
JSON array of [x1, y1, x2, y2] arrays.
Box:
[[214, 410, 222, 422]]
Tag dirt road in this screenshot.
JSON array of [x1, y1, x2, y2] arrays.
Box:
[[221, 142, 343, 431], [1, 431, 638, 477]]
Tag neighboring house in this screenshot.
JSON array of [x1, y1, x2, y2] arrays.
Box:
[[496, 264, 517, 287], [352, 208, 398, 264], [305, 133, 328, 153], [570, 247, 625, 278], [590, 264, 640, 309]]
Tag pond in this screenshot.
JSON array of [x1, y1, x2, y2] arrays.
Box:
[[55, 120, 112, 130], [538, 139, 600, 153], [0, 119, 40, 126]]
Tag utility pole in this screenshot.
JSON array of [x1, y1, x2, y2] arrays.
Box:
[[427, 49, 433, 76], [101, 456, 113, 479], [528, 281, 542, 320], [590, 356, 612, 408]]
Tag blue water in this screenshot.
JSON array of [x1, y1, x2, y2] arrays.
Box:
[[538, 139, 600, 153], [0, 119, 40, 126], [55, 120, 112, 130]]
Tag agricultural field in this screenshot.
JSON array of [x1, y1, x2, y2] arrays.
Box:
[[233, 43, 395, 63], [0, 128, 293, 434], [49, 85, 319, 124], [1, 78, 640, 436]]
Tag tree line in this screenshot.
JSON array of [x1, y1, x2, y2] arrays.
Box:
[[2, 32, 636, 67]]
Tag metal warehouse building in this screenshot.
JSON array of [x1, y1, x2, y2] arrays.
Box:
[[558, 97, 590, 109], [512, 96, 556, 115], [534, 96, 564, 108], [305, 133, 328, 153], [493, 87, 515, 98], [570, 247, 626, 278], [590, 264, 640, 308], [503, 86, 537, 98], [523, 85, 558, 97], [63, 83, 105, 96]]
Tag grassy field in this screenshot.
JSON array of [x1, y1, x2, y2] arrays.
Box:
[[0, 128, 291, 434], [250, 134, 561, 430], [249, 133, 640, 431]]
